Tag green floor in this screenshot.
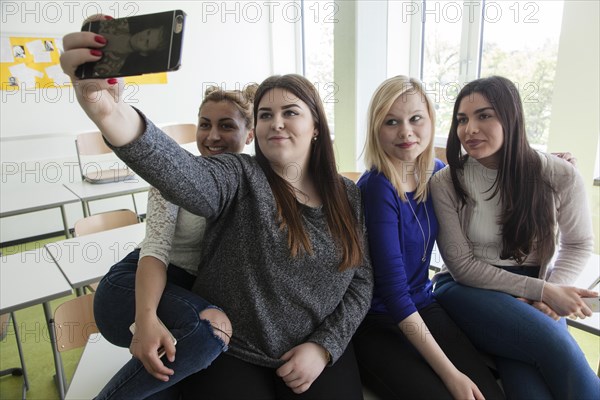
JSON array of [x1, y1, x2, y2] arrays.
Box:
[[1, 240, 599, 400]]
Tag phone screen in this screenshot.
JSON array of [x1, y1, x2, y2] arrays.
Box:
[[76, 10, 185, 79]]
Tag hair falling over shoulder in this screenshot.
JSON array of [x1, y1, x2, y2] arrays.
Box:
[[446, 76, 556, 265], [253, 74, 365, 271]]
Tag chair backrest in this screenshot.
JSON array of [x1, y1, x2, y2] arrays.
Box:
[[54, 293, 98, 353], [434, 146, 448, 164], [162, 123, 197, 145], [73, 209, 139, 237], [75, 131, 113, 157], [340, 172, 362, 182], [75, 131, 135, 183]]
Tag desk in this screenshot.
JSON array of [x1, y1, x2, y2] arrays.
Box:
[[0, 248, 73, 399], [64, 333, 131, 400], [0, 183, 80, 238], [45, 223, 146, 290], [63, 178, 150, 217], [567, 254, 600, 336]]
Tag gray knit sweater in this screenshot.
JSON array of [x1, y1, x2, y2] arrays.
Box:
[[110, 113, 373, 368]]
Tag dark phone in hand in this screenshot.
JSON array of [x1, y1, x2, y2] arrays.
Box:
[[75, 10, 185, 79]]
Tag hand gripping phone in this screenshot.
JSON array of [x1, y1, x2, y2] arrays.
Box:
[[76, 10, 186, 79], [129, 318, 177, 358]]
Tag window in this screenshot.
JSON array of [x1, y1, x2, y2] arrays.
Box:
[[302, 0, 336, 133], [418, 0, 564, 148], [480, 1, 564, 147]]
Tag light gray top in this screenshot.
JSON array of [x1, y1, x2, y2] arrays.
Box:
[[431, 153, 594, 301], [139, 187, 206, 275], [110, 113, 373, 368]]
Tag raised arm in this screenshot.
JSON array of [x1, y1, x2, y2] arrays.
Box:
[[60, 16, 144, 146], [61, 23, 245, 220]]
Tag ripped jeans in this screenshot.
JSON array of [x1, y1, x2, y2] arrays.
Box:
[[93, 249, 228, 400]]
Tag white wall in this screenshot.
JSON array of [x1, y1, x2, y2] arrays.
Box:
[[1, 1, 299, 243], [547, 0, 600, 252]]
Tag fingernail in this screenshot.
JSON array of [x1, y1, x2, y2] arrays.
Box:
[[107, 78, 118, 85], [94, 35, 107, 44], [104, 15, 114, 20], [90, 49, 102, 57]]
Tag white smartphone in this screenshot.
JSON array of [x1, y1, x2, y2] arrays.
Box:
[[129, 318, 177, 358], [582, 297, 600, 313]]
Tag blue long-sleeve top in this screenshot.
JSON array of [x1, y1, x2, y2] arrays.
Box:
[[357, 159, 444, 324]]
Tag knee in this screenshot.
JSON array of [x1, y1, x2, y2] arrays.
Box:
[[199, 308, 232, 346]]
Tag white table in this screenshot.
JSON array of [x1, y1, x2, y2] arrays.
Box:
[[567, 254, 600, 336], [44, 223, 146, 290], [63, 178, 150, 217], [0, 248, 73, 399], [64, 333, 131, 400], [0, 183, 81, 238], [0, 248, 73, 316]]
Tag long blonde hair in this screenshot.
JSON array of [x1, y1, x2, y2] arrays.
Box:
[[364, 76, 436, 202]]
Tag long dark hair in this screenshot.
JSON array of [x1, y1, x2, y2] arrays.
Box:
[[446, 76, 556, 264], [253, 74, 364, 271]]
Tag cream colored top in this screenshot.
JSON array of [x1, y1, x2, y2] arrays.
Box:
[[431, 152, 594, 301], [139, 187, 206, 275]]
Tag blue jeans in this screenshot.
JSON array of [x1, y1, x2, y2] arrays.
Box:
[[93, 249, 228, 400], [434, 274, 600, 400]]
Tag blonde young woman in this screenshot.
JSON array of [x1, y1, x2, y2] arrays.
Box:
[[353, 76, 504, 400]]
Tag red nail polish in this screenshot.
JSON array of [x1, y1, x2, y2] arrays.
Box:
[[104, 15, 114, 20], [90, 49, 102, 57], [107, 78, 118, 85], [94, 35, 107, 44]]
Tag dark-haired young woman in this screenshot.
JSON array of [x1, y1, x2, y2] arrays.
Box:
[[61, 19, 372, 398], [431, 75, 600, 399]]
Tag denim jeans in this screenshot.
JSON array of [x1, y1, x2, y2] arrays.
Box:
[[434, 274, 600, 400], [93, 249, 228, 400]]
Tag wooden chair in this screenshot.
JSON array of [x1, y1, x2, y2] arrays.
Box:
[[161, 123, 197, 145], [75, 131, 136, 184], [340, 172, 362, 182], [73, 209, 140, 292], [434, 146, 448, 164], [52, 293, 98, 399], [73, 209, 139, 237], [75, 131, 139, 215]]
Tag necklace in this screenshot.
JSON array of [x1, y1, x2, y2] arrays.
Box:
[[406, 195, 431, 263]]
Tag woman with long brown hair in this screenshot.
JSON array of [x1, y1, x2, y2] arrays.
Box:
[[431, 75, 599, 399]]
